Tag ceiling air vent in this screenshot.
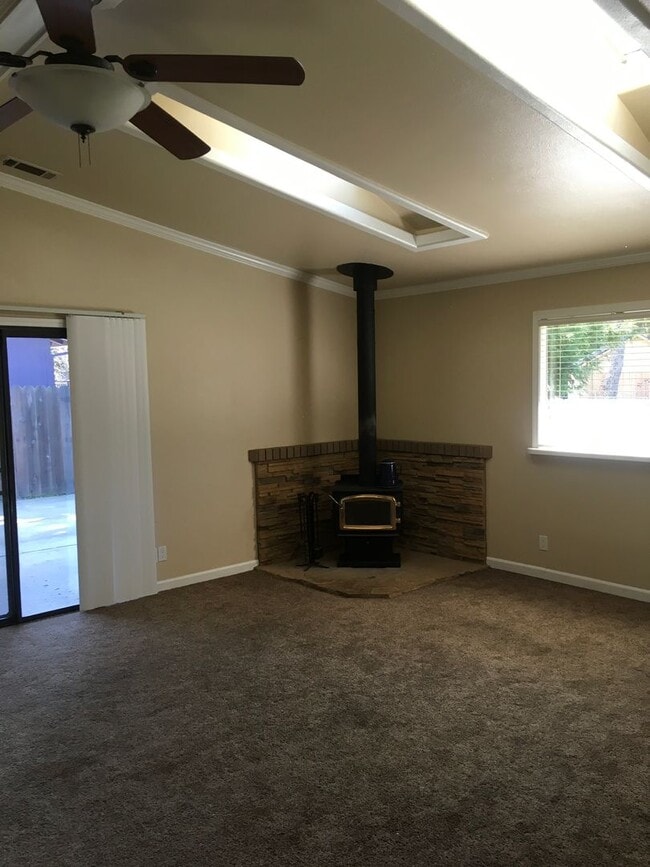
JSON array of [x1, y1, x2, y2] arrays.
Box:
[[2, 156, 58, 180]]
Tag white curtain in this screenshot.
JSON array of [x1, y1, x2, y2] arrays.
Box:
[[67, 315, 157, 610]]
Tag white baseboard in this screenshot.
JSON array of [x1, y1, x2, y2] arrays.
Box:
[[486, 557, 649, 603], [157, 560, 258, 592]]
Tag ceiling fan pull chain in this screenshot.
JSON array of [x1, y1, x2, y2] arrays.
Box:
[[75, 128, 91, 168]]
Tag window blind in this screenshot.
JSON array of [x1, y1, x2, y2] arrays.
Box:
[[537, 312, 650, 457]]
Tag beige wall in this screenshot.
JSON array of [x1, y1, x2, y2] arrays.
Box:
[[3, 187, 647, 592], [0, 189, 357, 580], [376, 263, 650, 591]]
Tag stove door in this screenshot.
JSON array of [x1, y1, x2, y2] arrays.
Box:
[[339, 494, 398, 531]]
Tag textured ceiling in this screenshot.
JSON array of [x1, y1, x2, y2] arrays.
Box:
[[0, 0, 648, 292]]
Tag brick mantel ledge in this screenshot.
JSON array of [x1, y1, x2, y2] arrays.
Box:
[[248, 439, 492, 463]]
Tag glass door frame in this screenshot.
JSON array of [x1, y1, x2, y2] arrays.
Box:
[[0, 325, 79, 626]]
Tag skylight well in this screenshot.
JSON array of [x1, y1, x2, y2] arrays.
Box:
[[408, 0, 650, 102], [381, 0, 650, 188], [128, 91, 486, 252]]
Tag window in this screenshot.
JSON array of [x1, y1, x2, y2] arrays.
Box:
[[532, 302, 650, 460]]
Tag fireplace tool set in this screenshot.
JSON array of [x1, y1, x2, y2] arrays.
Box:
[[297, 492, 326, 570]]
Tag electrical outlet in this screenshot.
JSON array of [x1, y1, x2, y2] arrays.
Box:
[[538, 535, 549, 551], [157, 545, 168, 562]]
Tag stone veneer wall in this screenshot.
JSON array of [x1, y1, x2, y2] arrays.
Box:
[[249, 440, 492, 565]]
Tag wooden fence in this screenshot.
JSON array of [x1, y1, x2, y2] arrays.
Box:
[[9, 385, 75, 499]]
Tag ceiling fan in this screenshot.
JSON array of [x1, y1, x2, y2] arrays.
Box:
[[0, 0, 305, 160]]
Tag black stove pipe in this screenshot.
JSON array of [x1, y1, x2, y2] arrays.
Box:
[[337, 262, 394, 486]]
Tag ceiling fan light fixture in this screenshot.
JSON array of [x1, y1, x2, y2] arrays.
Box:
[[9, 64, 150, 133]]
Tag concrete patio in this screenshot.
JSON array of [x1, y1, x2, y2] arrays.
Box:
[[0, 493, 78, 618]]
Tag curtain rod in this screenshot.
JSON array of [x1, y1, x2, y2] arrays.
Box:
[[0, 304, 144, 319]]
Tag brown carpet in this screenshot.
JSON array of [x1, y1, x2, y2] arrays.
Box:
[[262, 550, 484, 597], [0, 568, 648, 866]]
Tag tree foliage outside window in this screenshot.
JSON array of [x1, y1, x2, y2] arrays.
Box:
[[546, 318, 650, 399]]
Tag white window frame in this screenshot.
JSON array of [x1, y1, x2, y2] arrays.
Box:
[[529, 300, 650, 463]]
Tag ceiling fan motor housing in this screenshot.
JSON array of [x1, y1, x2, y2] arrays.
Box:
[[9, 63, 151, 133]]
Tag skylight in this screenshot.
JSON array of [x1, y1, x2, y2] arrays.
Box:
[[380, 0, 650, 188], [406, 0, 650, 100], [126, 90, 486, 252]]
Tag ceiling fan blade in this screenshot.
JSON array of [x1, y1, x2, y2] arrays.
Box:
[[35, 0, 96, 54], [0, 52, 30, 69], [0, 97, 32, 132], [130, 103, 210, 161], [123, 54, 305, 86]]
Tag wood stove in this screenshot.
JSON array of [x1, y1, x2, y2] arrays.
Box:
[[334, 474, 402, 567], [332, 262, 402, 568]]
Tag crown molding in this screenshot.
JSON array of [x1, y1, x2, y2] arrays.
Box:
[[2, 170, 648, 302], [0, 171, 354, 298], [376, 250, 650, 300]]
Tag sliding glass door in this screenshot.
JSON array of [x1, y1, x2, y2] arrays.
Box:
[[0, 328, 79, 625]]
